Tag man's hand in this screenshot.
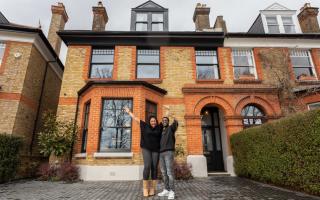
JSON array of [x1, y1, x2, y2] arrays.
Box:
[[123, 106, 130, 114]]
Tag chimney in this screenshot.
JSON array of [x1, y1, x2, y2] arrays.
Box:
[[193, 3, 211, 31], [214, 16, 227, 33], [92, 1, 108, 31], [298, 3, 320, 33], [48, 2, 68, 56]]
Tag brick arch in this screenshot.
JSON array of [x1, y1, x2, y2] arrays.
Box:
[[235, 96, 276, 116], [194, 96, 234, 116]]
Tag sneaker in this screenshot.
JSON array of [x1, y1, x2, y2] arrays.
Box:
[[158, 189, 169, 197], [168, 190, 175, 199]]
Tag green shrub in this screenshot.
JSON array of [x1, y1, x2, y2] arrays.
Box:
[[231, 109, 320, 195], [0, 134, 23, 183]]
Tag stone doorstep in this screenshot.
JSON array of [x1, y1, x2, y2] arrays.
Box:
[[208, 172, 231, 177]]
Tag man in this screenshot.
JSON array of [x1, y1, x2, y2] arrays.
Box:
[[158, 106, 178, 200]]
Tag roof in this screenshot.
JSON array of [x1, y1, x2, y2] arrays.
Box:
[[132, 0, 167, 11], [263, 3, 293, 11], [0, 12, 64, 71], [78, 80, 167, 96], [57, 30, 225, 47], [226, 32, 320, 39]]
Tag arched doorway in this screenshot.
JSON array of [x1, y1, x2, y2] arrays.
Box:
[[201, 105, 225, 172]]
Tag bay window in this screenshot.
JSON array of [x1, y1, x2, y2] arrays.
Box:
[[99, 99, 132, 152]]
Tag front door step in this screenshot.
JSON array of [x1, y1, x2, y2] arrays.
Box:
[[208, 172, 231, 177]]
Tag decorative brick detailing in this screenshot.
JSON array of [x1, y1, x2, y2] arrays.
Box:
[[253, 48, 264, 80], [82, 46, 92, 81], [0, 92, 37, 111], [311, 49, 320, 78], [218, 47, 233, 84], [58, 97, 78, 105]]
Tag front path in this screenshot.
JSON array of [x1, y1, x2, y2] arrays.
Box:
[[0, 177, 319, 200]]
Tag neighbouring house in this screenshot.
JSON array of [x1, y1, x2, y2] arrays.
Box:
[[0, 3, 67, 175], [56, 1, 320, 181]]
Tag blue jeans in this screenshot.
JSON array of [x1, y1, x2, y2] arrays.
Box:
[[159, 151, 175, 191]]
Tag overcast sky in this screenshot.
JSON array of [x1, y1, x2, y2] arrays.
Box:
[[1, 0, 320, 63]]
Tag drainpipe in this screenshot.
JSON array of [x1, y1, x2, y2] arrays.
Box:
[[29, 60, 56, 155], [69, 93, 80, 162]]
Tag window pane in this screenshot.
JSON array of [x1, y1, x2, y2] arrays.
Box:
[[152, 13, 163, 22], [152, 23, 163, 31], [92, 49, 114, 63], [0, 42, 5, 64], [90, 64, 113, 78], [284, 25, 295, 33], [241, 105, 265, 127], [266, 16, 278, 24], [136, 23, 148, 31], [308, 102, 320, 110], [234, 66, 255, 79], [137, 65, 160, 78], [146, 101, 157, 121], [136, 13, 148, 22], [196, 51, 217, 64], [282, 16, 293, 24], [294, 68, 313, 78], [138, 54, 159, 63], [197, 65, 219, 80], [100, 99, 132, 151], [291, 57, 312, 67], [268, 25, 280, 33]]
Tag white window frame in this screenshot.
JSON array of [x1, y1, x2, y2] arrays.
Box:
[[262, 14, 299, 34], [231, 48, 258, 80], [0, 42, 6, 65], [289, 49, 317, 80], [308, 102, 320, 110], [266, 15, 280, 34], [281, 16, 296, 34]]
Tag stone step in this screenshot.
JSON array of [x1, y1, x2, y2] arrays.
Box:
[[208, 172, 231, 177]]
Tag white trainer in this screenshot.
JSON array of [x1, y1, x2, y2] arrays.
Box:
[[158, 189, 170, 197], [168, 190, 175, 199]]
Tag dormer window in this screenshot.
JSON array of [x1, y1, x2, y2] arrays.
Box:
[[131, 1, 168, 31], [266, 16, 280, 33], [248, 3, 301, 34]]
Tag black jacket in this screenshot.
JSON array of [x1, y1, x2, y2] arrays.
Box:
[[160, 119, 178, 153], [140, 120, 162, 152]]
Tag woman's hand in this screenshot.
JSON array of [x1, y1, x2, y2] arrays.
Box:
[[123, 106, 131, 114]]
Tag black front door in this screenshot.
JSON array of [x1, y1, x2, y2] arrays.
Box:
[[201, 107, 224, 172]]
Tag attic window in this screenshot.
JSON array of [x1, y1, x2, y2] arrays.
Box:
[[282, 16, 295, 33], [266, 16, 280, 33]]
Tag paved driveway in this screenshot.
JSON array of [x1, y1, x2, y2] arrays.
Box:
[[0, 177, 319, 200]]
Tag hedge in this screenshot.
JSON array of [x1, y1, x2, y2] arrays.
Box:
[[0, 134, 23, 183], [231, 109, 320, 196]]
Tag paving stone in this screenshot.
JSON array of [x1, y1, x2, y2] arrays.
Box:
[[0, 177, 319, 200]]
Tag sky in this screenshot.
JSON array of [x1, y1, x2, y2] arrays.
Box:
[[1, 0, 320, 63]]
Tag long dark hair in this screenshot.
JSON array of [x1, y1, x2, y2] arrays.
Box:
[[148, 115, 158, 127]]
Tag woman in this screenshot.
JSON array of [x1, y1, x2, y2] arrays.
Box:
[[124, 107, 162, 197]]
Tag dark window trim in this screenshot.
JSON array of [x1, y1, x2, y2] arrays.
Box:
[[136, 47, 160, 79], [131, 9, 168, 31], [89, 47, 115, 79], [81, 100, 91, 153], [195, 49, 220, 80], [145, 100, 158, 121], [98, 98, 133, 153]]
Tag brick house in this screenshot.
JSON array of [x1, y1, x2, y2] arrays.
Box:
[[0, 3, 67, 174], [56, 1, 320, 181]]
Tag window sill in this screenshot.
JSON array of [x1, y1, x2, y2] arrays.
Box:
[[74, 153, 87, 158], [93, 152, 133, 158], [234, 79, 262, 84], [135, 78, 162, 84], [295, 79, 320, 85], [196, 79, 224, 84]]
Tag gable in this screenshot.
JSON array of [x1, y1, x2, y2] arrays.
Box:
[[135, 0, 165, 10], [264, 3, 291, 11]]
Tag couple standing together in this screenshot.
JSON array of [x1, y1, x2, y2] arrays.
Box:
[[124, 106, 178, 199]]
